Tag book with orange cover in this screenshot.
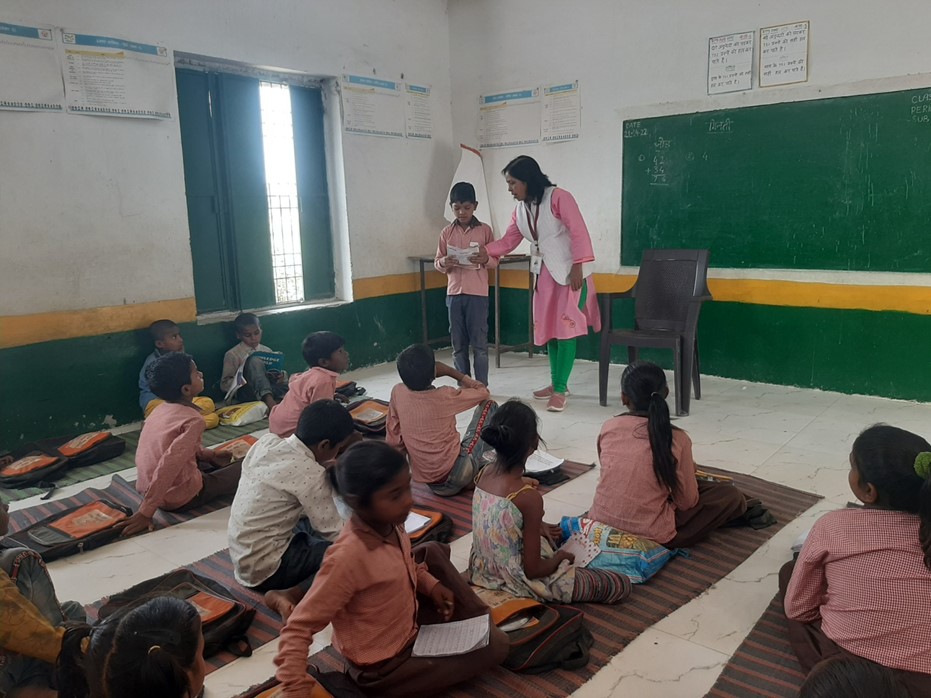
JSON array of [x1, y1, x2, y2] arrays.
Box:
[[214, 435, 258, 460], [181, 589, 236, 624], [350, 400, 389, 425], [48, 501, 129, 539]]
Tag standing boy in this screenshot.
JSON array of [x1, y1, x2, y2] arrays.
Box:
[[434, 182, 497, 386]]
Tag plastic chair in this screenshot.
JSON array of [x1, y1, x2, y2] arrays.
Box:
[[599, 249, 712, 416]]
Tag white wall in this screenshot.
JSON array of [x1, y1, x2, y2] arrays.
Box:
[[0, 0, 455, 316], [448, 0, 931, 275]]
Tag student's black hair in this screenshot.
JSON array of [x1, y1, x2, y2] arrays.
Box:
[[501, 155, 555, 205], [621, 361, 679, 494], [396, 343, 435, 391], [302, 331, 345, 368], [234, 312, 260, 333], [852, 423, 931, 571], [295, 399, 355, 448], [449, 181, 477, 204], [481, 399, 540, 474], [328, 440, 407, 509], [57, 596, 201, 698], [147, 352, 196, 402], [799, 656, 910, 698], [148, 319, 179, 342]]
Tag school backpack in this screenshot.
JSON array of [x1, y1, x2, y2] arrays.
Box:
[[97, 568, 256, 658], [475, 588, 594, 674], [348, 399, 390, 435], [0, 431, 126, 489], [335, 380, 366, 400], [6, 499, 133, 562], [407, 507, 454, 546]]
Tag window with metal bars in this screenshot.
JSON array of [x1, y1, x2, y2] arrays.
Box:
[[176, 68, 335, 314]]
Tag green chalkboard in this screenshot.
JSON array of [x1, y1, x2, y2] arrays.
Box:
[[621, 86, 931, 271]]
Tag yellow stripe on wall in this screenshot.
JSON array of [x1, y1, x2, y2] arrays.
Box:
[[0, 298, 196, 349], [4, 273, 931, 349]]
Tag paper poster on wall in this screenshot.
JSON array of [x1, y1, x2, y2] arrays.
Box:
[[479, 87, 540, 149], [341, 74, 404, 138], [707, 31, 754, 95], [541, 81, 581, 143], [0, 20, 64, 112], [404, 82, 432, 139], [60, 30, 173, 118], [443, 144, 492, 223], [759, 21, 809, 87]]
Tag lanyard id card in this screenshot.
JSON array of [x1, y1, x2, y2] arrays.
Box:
[[530, 242, 543, 275]]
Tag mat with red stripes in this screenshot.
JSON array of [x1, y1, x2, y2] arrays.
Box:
[[705, 593, 806, 697]]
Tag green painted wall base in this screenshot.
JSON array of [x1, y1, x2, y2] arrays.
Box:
[[4, 289, 931, 449]]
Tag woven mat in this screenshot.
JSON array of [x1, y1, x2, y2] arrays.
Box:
[[1, 419, 268, 503]]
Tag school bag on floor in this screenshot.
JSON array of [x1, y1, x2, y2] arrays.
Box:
[[335, 379, 366, 400], [6, 500, 133, 561], [348, 399, 390, 435], [0, 431, 126, 489], [98, 568, 256, 658], [559, 516, 676, 583], [406, 507, 454, 546], [473, 588, 594, 673]]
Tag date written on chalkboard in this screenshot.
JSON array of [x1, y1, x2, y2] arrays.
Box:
[[624, 121, 649, 138]]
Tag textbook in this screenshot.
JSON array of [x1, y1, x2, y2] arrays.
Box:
[[251, 351, 285, 372]]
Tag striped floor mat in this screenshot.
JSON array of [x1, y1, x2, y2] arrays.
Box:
[[706, 594, 806, 697], [411, 460, 594, 539], [7, 473, 233, 533], [302, 469, 821, 697], [1, 419, 269, 502]]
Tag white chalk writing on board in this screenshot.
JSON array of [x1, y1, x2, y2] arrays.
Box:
[[708, 31, 754, 95], [760, 21, 809, 88]]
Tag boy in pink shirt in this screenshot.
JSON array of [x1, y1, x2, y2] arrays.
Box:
[[434, 182, 497, 386], [121, 353, 242, 536], [386, 344, 497, 496], [269, 332, 350, 438]]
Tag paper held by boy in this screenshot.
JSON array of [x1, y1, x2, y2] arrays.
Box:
[[447, 243, 480, 269], [412, 615, 491, 657]]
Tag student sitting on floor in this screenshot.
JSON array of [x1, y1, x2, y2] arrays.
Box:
[[782, 424, 931, 696], [269, 332, 350, 438], [140, 319, 218, 428], [229, 400, 360, 620], [221, 313, 288, 411], [121, 353, 241, 537], [469, 400, 631, 604], [1, 500, 86, 698], [274, 440, 509, 697], [57, 596, 205, 698], [386, 343, 497, 497], [589, 361, 749, 548]]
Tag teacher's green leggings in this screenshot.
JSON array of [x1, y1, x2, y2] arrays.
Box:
[[547, 282, 588, 394]]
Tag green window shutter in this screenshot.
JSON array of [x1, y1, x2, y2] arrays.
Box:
[[176, 68, 234, 314], [290, 85, 335, 299], [216, 74, 276, 310]]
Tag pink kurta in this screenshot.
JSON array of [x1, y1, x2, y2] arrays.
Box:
[[485, 188, 600, 345]]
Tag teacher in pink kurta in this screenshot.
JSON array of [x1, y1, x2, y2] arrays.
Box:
[[475, 156, 600, 412]]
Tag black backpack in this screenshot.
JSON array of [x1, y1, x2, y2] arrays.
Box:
[[502, 604, 593, 673], [6, 498, 133, 562], [0, 432, 126, 489], [348, 399, 390, 435], [98, 569, 256, 658]]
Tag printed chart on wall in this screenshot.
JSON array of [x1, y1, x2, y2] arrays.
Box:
[[541, 81, 581, 143], [341, 74, 405, 138], [60, 30, 173, 118], [405, 82, 432, 139], [707, 31, 754, 95], [0, 19, 64, 112], [759, 21, 809, 87], [479, 87, 541, 148]]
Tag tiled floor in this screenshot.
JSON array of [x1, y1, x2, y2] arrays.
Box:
[[11, 350, 928, 697]]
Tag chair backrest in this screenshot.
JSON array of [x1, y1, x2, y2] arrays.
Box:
[[632, 249, 711, 332]]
